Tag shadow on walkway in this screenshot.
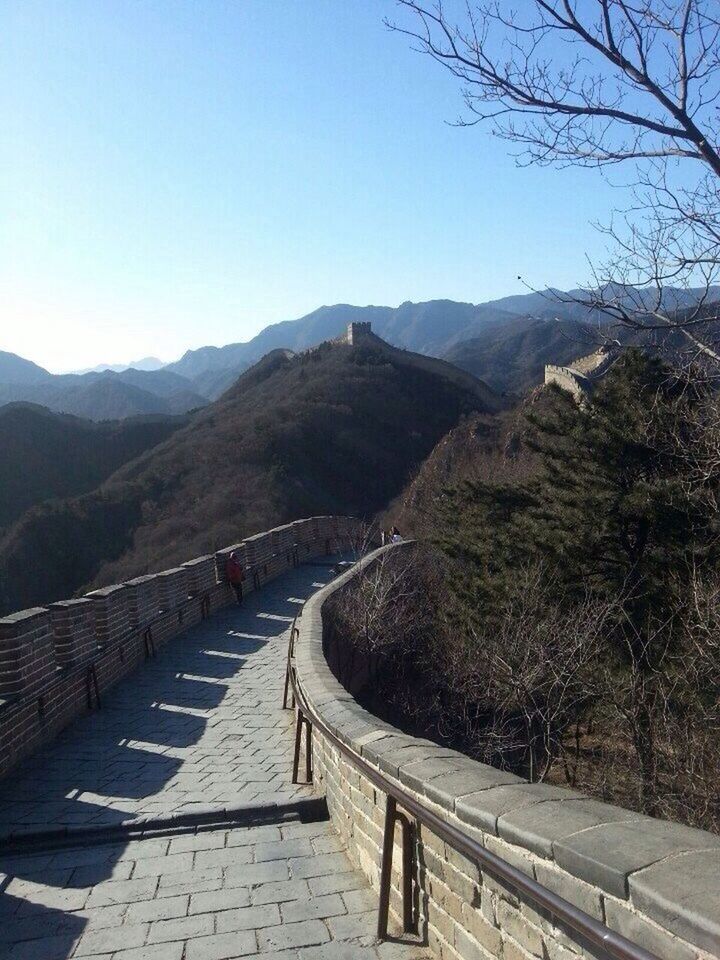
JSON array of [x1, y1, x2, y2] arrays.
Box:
[[0, 562, 335, 959]]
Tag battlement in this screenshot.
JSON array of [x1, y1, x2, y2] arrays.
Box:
[[346, 320, 373, 344], [0, 515, 366, 779]]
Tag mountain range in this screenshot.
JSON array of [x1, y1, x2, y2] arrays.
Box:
[[0, 333, 501, 614], [5, 284, 718, 420]]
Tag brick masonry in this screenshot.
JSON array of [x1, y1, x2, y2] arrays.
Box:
[[295, 544, 720, 960], [0, 516, 365, 782]]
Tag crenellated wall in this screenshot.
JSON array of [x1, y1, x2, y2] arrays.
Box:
[[0, 515, 365, 781], [295, 543, 720, 960]]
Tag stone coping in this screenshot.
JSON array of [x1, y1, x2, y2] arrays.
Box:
[[294, 542, 720, 956]]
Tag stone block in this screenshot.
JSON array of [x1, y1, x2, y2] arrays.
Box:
[[85, 584, 130, 649], [498, 798, 646, 859], [456, 783, 583, 836], [629, 848, 720, 954], [532, 862, 603, 921], [603, 897, 699, 960], [182, 555, 217, 595], [48, 598, 96, 667], [424, 761, 523, 812], [156, 567, 189, 612], [124, 575, 161, 630], [0, 607, 56, 697], [397, 756, 469, 794]]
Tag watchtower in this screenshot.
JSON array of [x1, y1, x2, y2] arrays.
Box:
[[347, 321, 372, 345]]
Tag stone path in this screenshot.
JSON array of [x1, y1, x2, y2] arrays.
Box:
[[0, 562, 429, 960]]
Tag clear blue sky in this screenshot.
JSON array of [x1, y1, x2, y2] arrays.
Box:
[[2, 0, 622, 372]]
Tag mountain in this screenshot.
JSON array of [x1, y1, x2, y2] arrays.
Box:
[[0, 351, 52, 385], [71, 356, 165, 374], [164, 286, 720, 398], [0, 368, 208, 420], [443, 315, 599, 393], [164, 301, 519, 395], [0, 333, 501, 614], [0, 403, 185, 534]]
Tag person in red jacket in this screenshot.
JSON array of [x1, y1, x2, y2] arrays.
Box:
[[225, 551, 245, 605]]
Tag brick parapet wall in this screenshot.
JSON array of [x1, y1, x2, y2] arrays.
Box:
[[48, 598, 97, 668], [0, 515, 365, 782], [0, 608, 57, 700], [295, 543, 720, 960]]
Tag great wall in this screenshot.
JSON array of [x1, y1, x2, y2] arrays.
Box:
[[0, 520, 718, 959]]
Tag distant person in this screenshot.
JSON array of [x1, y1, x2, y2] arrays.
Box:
[[390, 526, 403, 543], [380, 529, 387, 546], [225, 551, 245, 605]]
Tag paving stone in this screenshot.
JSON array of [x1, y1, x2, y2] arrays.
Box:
[[252, 878, 311, 905], [328, 909, 378, 940], [189, 885, 251, 915], [146, 913, 214, 943], [259, 917, 331, 951], [281, 893, 347, 923], [167, 832, 227, 854], [194, 846, 253, 871], [299, 945, 380, 960], [75, 922, 148, 955], [309, 872, 367, 897], [215, 902, 282, 933], [184, 930, 257, 960], [290, 852, 354, 879], [7, 933, 82, 960], [111, 945, 184, 960], [125, 895, 189, 924], [225, 859, 288, 888], [86, 877, 159, 908], [255, 838, 314, 861]]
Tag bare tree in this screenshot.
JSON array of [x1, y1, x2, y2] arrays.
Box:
[[388, 1, 720, 350]]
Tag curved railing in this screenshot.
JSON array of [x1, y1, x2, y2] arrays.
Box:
[[289, 542, 720, 960]]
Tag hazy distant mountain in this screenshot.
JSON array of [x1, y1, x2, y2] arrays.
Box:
[[0, 333, 501, 613], [0, 402, 184, 533], [0, 351, 52, 385], [163, 286, 720, 398], [71, 356, 165, 375], [165, 301, 518, 397], [0, 363, 208, 420], [8, 283, 720, 410]]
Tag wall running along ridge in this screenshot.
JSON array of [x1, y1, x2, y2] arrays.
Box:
[[0, 515, 364, 781], [294, 542, 720, 960]]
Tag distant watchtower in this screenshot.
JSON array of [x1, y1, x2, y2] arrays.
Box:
[[347, 321, 372, 345]]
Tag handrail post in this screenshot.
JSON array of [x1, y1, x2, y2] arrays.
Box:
[[291, 707, 312, 784], [377, 795, 396, 939], [377, 797, 415, 939], [397, 811, 415, 933], [282, 620, 299, 709]]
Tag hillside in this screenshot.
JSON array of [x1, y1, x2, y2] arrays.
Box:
[[0, 336, 501, 614], [0, 403, 186, 534], [444, 315, 599, 394]]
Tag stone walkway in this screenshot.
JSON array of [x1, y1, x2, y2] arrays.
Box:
[[0, 563, 429, 960]]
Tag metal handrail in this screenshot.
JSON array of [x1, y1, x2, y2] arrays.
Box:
[[288, 665, 661, 960]]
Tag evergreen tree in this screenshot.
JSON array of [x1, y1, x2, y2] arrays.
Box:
[[439, 351, 720, 809]]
